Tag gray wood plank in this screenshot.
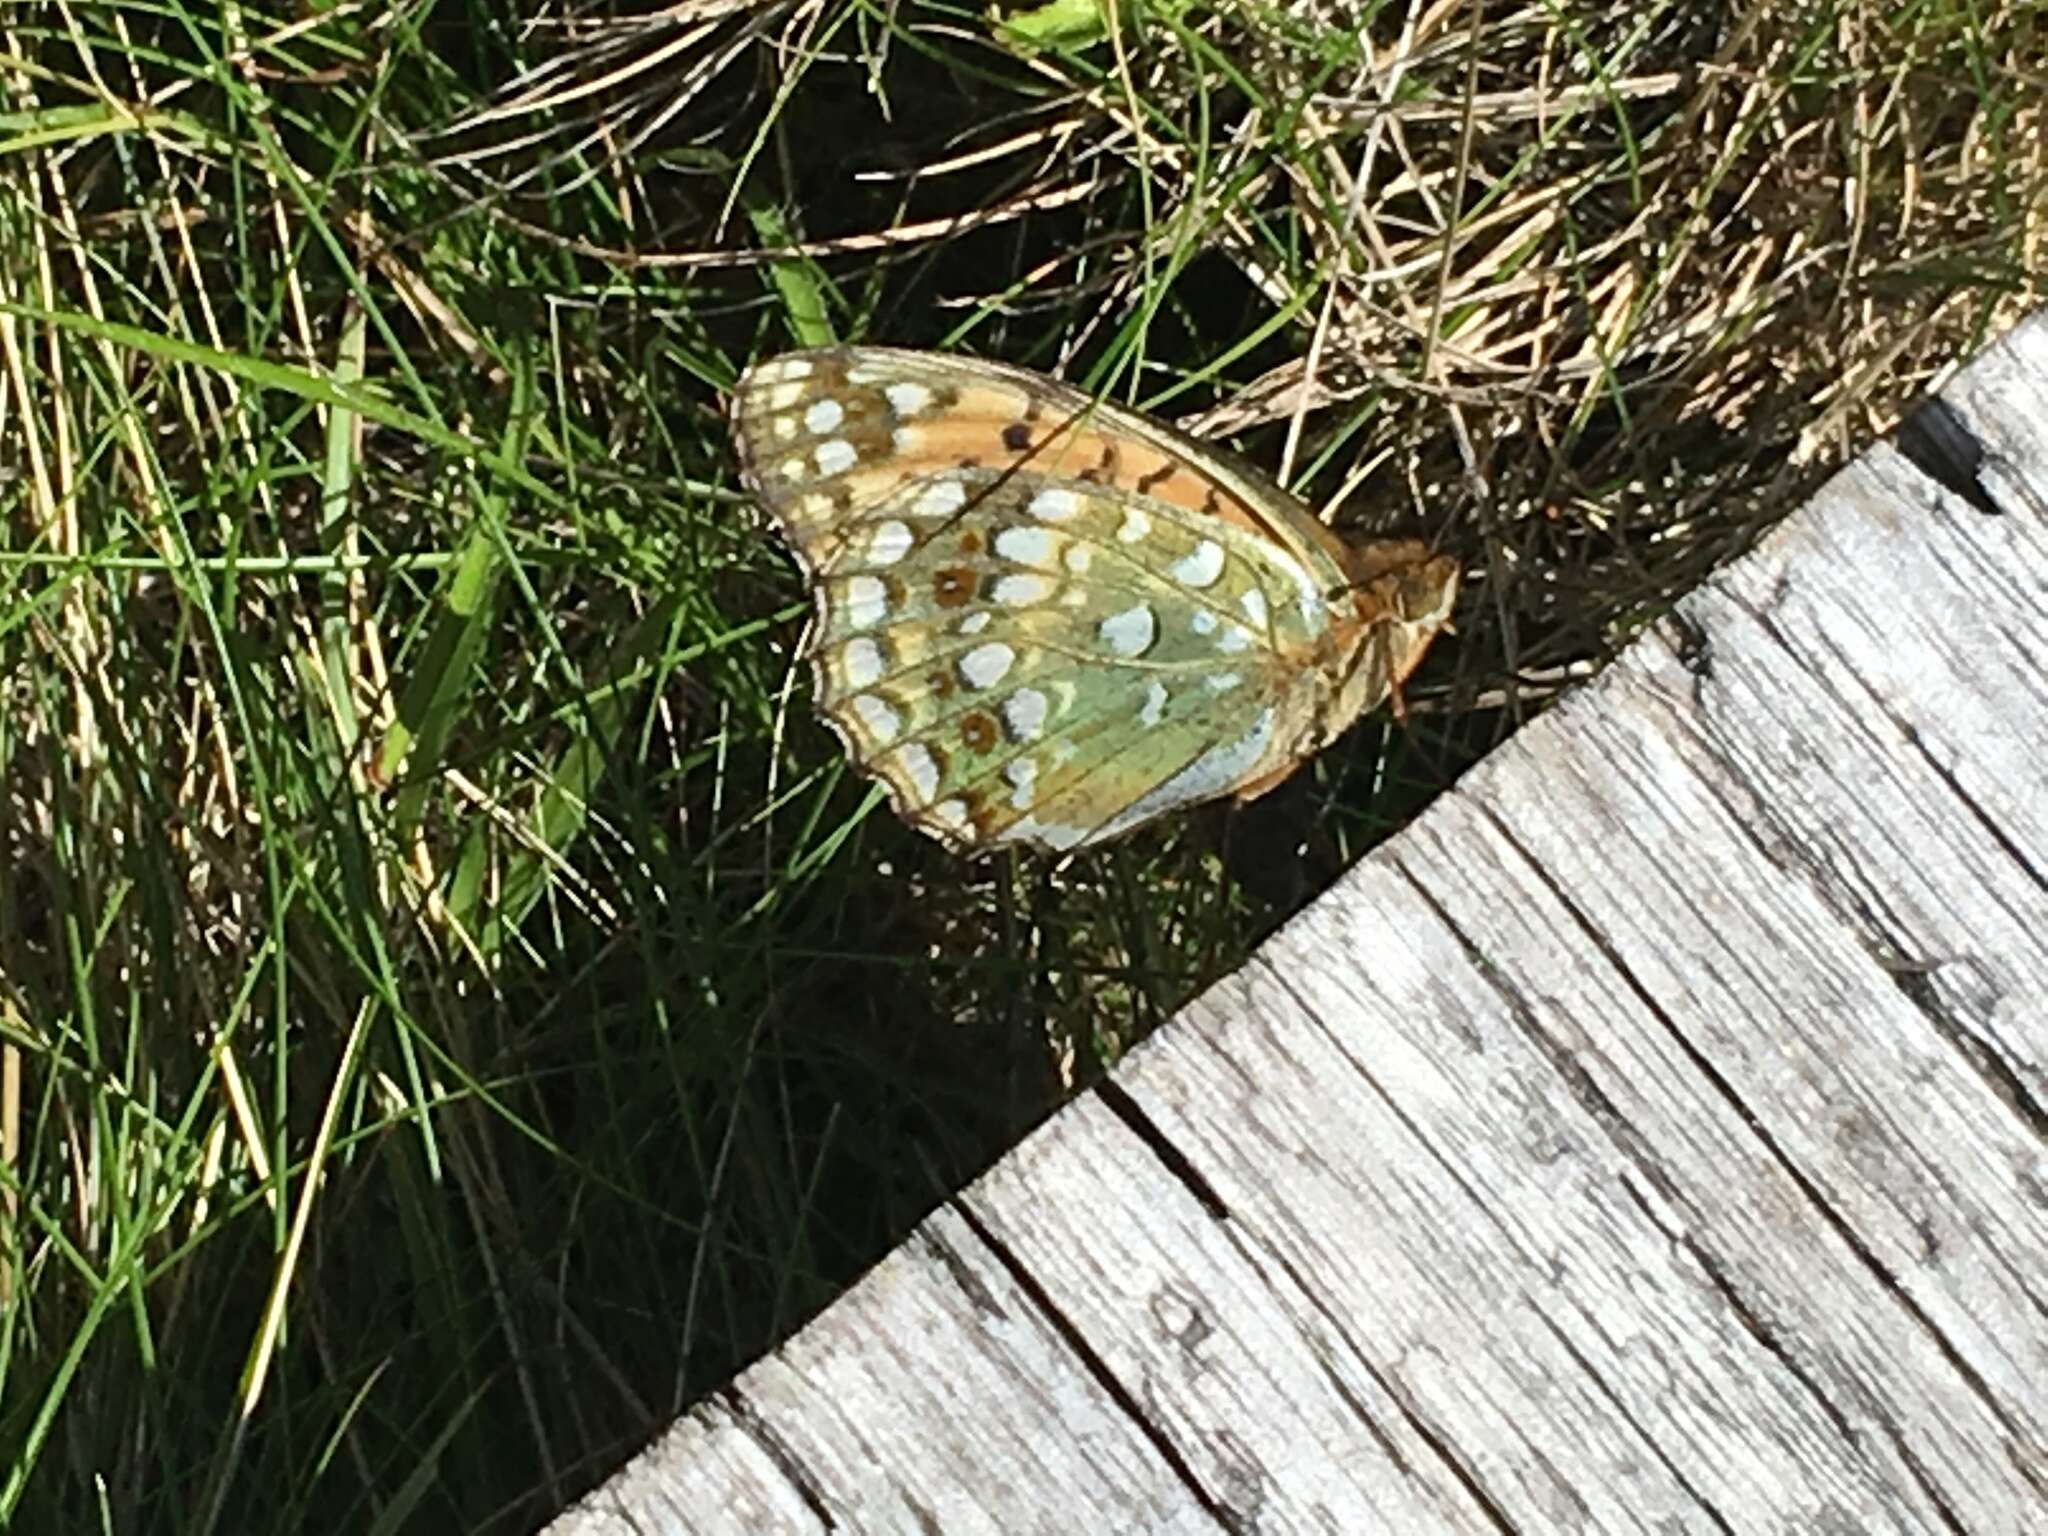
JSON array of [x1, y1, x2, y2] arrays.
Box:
[[545, 1412, 825, 1536], [993, 964, 1961, 1534], [548, 1208, 1220, 1535], [545, 314, 2048, 1535], [965, 1094, 1502, 1531], [1684, 448, 2048, 1103]]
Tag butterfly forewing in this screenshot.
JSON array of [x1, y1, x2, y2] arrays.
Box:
[[730, 346, 1458, 852]]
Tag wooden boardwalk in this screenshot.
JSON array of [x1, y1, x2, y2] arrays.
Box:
[[548, 315, 2048, 1535]]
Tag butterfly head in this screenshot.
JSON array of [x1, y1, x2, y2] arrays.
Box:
[[1318, 537, 1460, 739]]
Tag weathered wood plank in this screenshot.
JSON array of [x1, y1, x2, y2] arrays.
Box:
[[547, 1208, 1220, 1536], [967, 1094, 1502, 1530], [545, 314, 2048, 1534], [548, 1410, 825, 1536], [1690, 449, 2048, 1104]]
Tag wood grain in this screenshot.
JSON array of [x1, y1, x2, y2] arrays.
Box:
[[545, 313, 2048, 1533]]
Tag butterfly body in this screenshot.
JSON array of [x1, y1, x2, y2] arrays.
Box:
[[730, 346, 1457, 853]]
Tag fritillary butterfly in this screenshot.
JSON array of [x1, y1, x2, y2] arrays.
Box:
[[729, 346, 1459, 853]]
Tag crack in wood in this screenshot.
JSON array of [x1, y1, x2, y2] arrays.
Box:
[[1893, 718, 2048, 899], [945, 1194, 1245, 1533], [1474, 792, 2042, 1473], [1106, 1062, 1530, 1530], [1096, 1079, 1232, 1223], [1887, 964, 2048, 1143], [1532, 1305, 1738, 1536], [1248, 947, 1525, 1237], [910, 1225, 1012, 1323], [1388, 839, 1688, 1214], [721, 1386, 839, 1528], [1204, 1211, 1528, 1536], [1895, 397, 2006, 519]]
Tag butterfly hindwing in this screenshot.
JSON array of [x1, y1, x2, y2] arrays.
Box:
[[845, 481, 1314, 850], [730, 346, 1459, 852]]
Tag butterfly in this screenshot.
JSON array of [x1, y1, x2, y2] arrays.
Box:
[[729, 345, 1459, 854]]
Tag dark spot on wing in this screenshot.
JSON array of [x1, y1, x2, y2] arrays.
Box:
[[960, 712, 998, 753], [1002, 423, 1032, 452], [933, 568, 975, 607]]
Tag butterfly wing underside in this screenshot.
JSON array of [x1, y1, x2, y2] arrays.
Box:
[[730, 346, 1456, 853]]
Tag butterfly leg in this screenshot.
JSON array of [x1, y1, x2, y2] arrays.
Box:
[[1386, 676, 1410, 724]]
